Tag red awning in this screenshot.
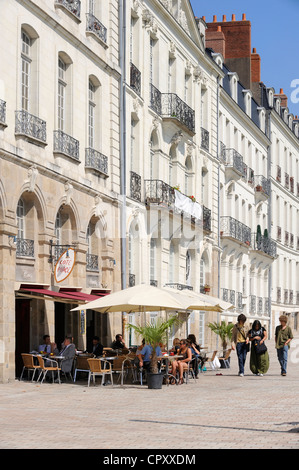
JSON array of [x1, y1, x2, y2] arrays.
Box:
[[18, 288, 108, 304]]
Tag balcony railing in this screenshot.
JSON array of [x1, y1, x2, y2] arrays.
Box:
[[130, 63, 141, 96], [237, 292, 243, 310], [16, 238, 34, 258], [221, 148, 246, 177], [254, 175, 270, 197], [161, 93, 195, 133], [201, 127, 209, 151], [86, 254, 99, 271], [251, 233, 277, 258], [149, 83, 162, 115], [202, 206, 211, 232], [86, 13, 107, 43], [85, 148, 108, 175], [165, 283, 193, 291], [144, 179, 175, 206], [0, 99, 6, 124], [55, 0, 81, 19], [257, 297, 263, 314], [250, 295, 256, 314], [220, 216, 251, 246], [15, 110, 46, 143], [53, 130, 79, 160], [277, 287, 281, 304], [276, 166, 281, 183], [130, 171, 142, 202], [284, 289, 289, 304], [221, 288, 229, 302], [129, 273, 135, 287]]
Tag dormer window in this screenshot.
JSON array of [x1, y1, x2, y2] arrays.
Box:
[[275, 98, 281, 114], [242, 90, 252, 118], [257, 107, 266, 133], [267, 88, 274, 108], [228, 72, 238, 103]]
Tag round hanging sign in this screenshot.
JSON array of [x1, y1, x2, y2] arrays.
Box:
[[54, 248, 76, 283]]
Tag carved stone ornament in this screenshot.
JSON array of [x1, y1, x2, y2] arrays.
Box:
[[142, 9, 158, 36], [27, 165, 38, 192], [132, 0, 141, 16], [171, 130, 183, 147], [186, 140, 196, 157], [64, 181, 73, 206], [194, 66, 207, 85]]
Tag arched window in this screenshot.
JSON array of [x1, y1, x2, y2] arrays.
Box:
[[58, 57, 66, 131], [21, 30, 31, 112]]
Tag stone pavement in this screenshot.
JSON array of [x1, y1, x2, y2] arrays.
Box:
[[0, 336, 299, 451]]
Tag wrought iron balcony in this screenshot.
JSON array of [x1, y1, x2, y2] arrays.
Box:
[[221, 148, 246, 178], [284, 289, 289, 304], [203, 206, 211, 232], [161, 93, 195, 134], [150, 280, 158, 287], [251, 233, 277, 258], [237, 292, 243, 310], [55, 0, 81, 19], [85, 148, 108, 176], [129, 273, 135, 287], [264, 298, 270, 315], [220, 216, 251, 246], [53, 130, 79, 160], [130, 63, 141, 96], [86, 253, 99, 271], [149, 83, 162, 115], [15, 110, 47, 143], [201, 127, 209, 151], [257, 297, 263, 314], [250, 295, 256, 314], [86, 13, 107, 43], [254, 175, 270, 197], [16, 238, 34, 258], [144, 179, 175, 206], [221, 288, 229, 302], [277, 287, 281, 304], [0, 99, 6, 124], [165, 283, 193, 291], [130, 171, 142, 202]]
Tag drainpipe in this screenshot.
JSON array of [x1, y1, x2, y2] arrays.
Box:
[[119, 0, 127, 334], [216, 74, 221, 349], [267, 107, 273, 339]]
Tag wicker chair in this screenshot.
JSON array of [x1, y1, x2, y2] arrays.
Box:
[[36, 355, 61, 384], [19, 353, 41, 381], [87, 358, 113, 387]]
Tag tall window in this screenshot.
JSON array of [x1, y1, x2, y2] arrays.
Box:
[[150, 238, 156, 282], [55, 212, 62, 244], [150, 38, 154, 85], [169, 242, 175, 283], [86, 222, 92, 255], [200, 257, 206, 290], [131, 118, 136, 172], [21, 31, 31, 111], [88, 80, 96, 148], [89, 0, 95, 14], [58, 58, 66, 131], [186, 250, 191, 286], [17, 198, 25, 239]]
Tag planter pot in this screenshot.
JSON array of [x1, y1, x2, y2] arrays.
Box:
[[147, 372, 164, 389]]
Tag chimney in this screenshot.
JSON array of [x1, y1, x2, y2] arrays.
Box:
[[251, 47, 261, 83], [206, 14, 252, 89], [275, 88, 288, 108], [205, 24, 226, 58]]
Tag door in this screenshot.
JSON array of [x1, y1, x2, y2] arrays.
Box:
[[15, 299, 31, 378], [55, 302, 65, 352]]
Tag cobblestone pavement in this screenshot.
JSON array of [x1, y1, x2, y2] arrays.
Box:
[[0, 336, 299, 451]]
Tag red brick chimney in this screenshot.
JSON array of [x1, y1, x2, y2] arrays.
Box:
[[206, 13, 252, 89], [205, 24, 226, 58], [275, 88, 288, 108]]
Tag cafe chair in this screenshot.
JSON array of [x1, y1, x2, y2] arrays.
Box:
[[87, 358, 113, 387], [205, 350, 218, 371], [73, 355, 90, 382], [218, 349, 232, 369], [19, 353, 41, 382], [36, 355, 61, 384]]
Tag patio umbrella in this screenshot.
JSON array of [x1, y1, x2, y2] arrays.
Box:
[[70, 284, 187, 313], [161, 286, 235, 312]]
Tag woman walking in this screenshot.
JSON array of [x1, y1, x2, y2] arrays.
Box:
[[275, 315, 293, 376], [231, 314, 250, 377], [248, 320, 269, 376]]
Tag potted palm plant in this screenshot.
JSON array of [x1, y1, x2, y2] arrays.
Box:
[[127, 315, 179, 389], [207, 320, 234, 367]]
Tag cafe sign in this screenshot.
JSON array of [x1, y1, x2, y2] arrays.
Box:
[[54, 248, 76, 283]]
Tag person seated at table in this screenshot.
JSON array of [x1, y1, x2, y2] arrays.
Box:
[[187, 334, 204, 379], [54, 336, 76, 376], [137, 341, 162, 372], [90, 336, 104, 358], [111, 334, 127, 350], [170, 338, 180, 354], [38, 335, 57, 354], [170, 339, 192, 384]]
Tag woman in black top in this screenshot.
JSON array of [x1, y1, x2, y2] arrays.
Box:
[[248, 320, 269, 376]]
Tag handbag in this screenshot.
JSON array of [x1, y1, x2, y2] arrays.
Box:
[[253, 339, 267, 355], [237, 326, 250, 352]]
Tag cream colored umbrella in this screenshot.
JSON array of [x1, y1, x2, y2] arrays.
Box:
[[70, 284, 187, 313], [161, 286, 235, 312]]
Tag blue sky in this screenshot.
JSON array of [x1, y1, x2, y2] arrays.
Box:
[[190, 0, 299, 115]]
